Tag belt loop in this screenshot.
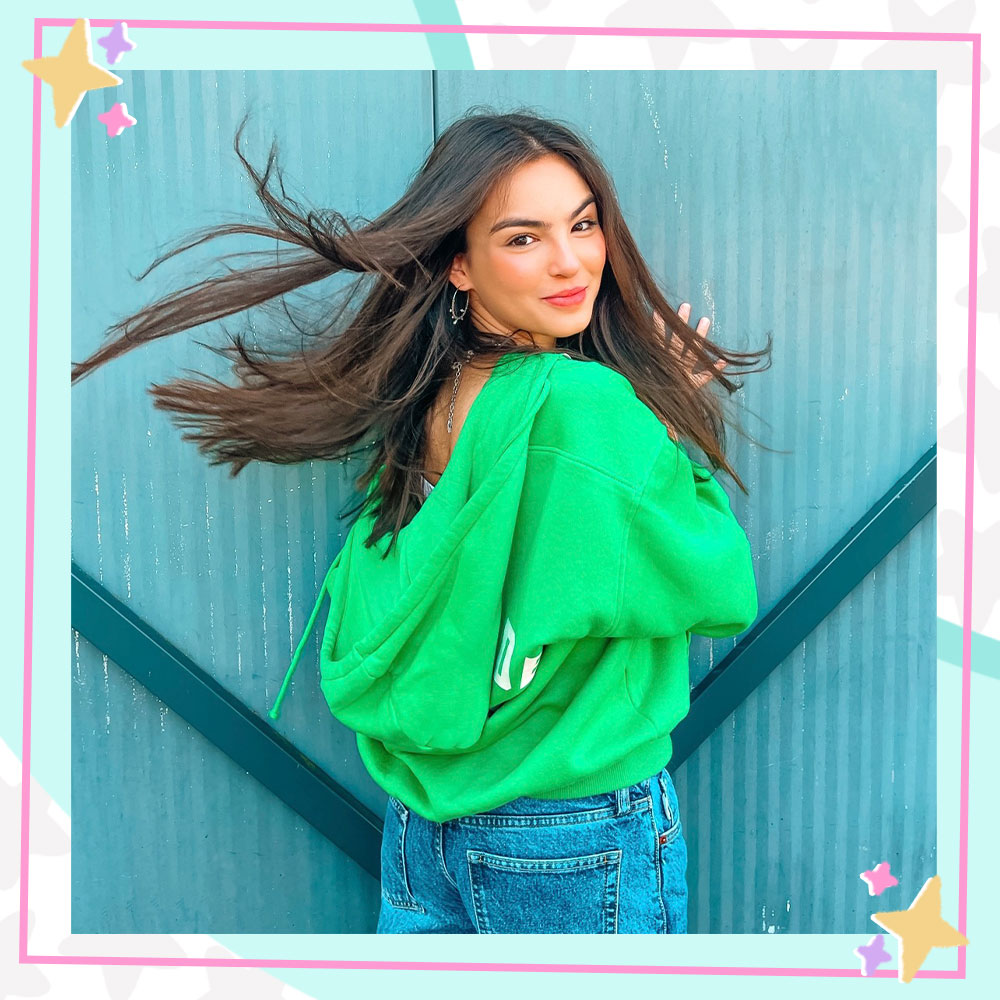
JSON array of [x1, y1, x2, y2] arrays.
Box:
[[614, 786, 630, 816]]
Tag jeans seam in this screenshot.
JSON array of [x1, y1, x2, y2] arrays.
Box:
[[643, 792, 668, 932], [609, 855, 621, 932], [436, 821, 459, 890], [468, 854, 488, 933], [382, 799, 426, 914], [454, 804, 626, 828]]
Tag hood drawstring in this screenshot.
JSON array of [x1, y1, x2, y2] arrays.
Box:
[[267, 575, 332, 721]]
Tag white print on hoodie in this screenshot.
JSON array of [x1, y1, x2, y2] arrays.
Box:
[[493, 616, 543, 691]]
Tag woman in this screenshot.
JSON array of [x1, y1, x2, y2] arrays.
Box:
[[72, 107, 772, 933]]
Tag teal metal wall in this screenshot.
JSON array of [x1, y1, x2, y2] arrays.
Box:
[[72, 69, 936, 932]]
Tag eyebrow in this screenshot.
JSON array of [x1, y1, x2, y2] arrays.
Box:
[[489, 195, 597, 235]]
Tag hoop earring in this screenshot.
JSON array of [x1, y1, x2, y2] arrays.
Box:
[[450, 286, 470, 325]]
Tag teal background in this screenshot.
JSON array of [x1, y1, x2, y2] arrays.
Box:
[[68, 65, 937, 936], [2, 3, 996, 996]]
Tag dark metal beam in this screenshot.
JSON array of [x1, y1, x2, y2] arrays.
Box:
[[670, 444, 936, 767], [70, 562, 383, 880], [72, 443, 935, 876]]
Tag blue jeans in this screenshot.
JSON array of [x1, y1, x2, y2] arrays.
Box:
[[377, 764, 687, 933]]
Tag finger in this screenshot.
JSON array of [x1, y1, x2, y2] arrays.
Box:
[[690, 358, 727, 384], [677, 302, 691, 324], [696, 316, 711, 335]]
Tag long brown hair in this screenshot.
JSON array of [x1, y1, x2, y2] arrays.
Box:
[[71, 106, 773, 558]]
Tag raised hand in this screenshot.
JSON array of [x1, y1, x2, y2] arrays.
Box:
[[653, 302, 728, 390], [653, 302, 728, 440]]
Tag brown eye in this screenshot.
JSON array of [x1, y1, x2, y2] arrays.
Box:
[[507, 219, 598, 247]]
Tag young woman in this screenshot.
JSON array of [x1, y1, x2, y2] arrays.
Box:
[[72, 107, 772, 934]]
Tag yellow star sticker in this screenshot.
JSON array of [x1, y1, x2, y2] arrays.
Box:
[[872, 875, 969, 983], [22, 19, 122, 128]]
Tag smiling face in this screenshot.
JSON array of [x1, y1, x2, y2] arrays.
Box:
[[449, 154, 607, 350]]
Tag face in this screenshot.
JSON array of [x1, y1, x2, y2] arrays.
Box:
[[449, 154, 607, 350]]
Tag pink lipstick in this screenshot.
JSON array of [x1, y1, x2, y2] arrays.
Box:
[[543, 286, 587, 307]]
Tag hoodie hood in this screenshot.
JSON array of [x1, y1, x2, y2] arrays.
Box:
[[269, 350, 559, 751]]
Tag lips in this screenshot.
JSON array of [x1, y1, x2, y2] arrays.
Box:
[[544, 286, 586, 300], [543, 286, 587, 306]]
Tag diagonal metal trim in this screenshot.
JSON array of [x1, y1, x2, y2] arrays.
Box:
[[70, 561, 383, 881], [72, 444, 934, 873], [670, 444, 936, 768]]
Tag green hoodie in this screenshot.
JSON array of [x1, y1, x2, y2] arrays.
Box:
[[268, 350, 758, 822]]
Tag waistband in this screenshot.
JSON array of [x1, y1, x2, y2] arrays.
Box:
[[454, 766, 671, 820]]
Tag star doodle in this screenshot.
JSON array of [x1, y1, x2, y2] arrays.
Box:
[[96, 21, 136, 65], [97, 102, 137, 138], [854, 933, 892, 977], [872, 875, 969, 983], [22, 19, 122, 128], [860, 861, 899, 896]]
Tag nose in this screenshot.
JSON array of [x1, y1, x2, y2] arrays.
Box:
[[547, 234, 583, 276]]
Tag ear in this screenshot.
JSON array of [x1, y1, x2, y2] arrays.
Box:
[[449, 252, 472, 291]]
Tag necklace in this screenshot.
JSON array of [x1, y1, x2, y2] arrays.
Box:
[[447, 349, 475, 434]]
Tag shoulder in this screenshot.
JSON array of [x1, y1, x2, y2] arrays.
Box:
[[547, 354, 640, 400], [532, 354, 670, 487]]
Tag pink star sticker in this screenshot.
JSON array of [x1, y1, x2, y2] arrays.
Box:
[[96, 101, 137, 137], [860, 862, 899, 896]]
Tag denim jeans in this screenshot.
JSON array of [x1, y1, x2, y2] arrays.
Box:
[[376, 764, 687, 933]]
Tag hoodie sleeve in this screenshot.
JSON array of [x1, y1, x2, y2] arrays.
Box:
[[607, 428, 758, 640]]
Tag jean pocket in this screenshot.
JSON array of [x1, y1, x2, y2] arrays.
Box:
[[380, 796, 426, 913], [466, 848, 622, 933]]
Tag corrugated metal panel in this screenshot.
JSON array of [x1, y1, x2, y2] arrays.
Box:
[[73, 69, 936, 933], [71, 70, 436, 931], [71, 631, 380, 932], [437, 70, 936, 933], [675, 515, 937, 933], [437, 69, 936, 681]]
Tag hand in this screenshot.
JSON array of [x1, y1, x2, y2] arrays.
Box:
[[653, 303, 728, 391], [653, 302, 728, 440]]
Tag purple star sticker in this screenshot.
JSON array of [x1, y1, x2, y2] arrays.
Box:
[[860, 861, 899, 896], [97, 21, 136, 66], [854, 933, 892, 976]]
